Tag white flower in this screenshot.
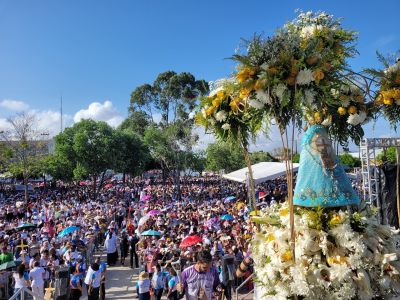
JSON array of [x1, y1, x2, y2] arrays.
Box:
[[347, 113, 361, 126], [330, 263, 352, 283], [249, 99, 264, 109], [209, 118, 216, 126], [341, 98, 350, 108], [256, 89, 272, 104], [221, 123, 230, 130], [296, 69, 315, 85], [215, 110, 227, 122], [201, 108, 207, 118], [303, 89, 316, 105], [300, 25, 323, 38], [330, 88, 340, 98], [384, 62, 400, 75], [273, 84, 287, 100], [260, 62, 269, 71], [321, 117, 332, 126]]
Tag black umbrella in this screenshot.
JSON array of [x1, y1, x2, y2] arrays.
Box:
[[16, 223, 36, 231], [0, 260, 21, 270]]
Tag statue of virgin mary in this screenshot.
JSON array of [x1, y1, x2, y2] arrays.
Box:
[[293, 124, 360, 207]]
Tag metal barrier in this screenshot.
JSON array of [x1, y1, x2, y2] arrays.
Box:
[[9, 287, 38, 300], [235, 273, 254, 300]]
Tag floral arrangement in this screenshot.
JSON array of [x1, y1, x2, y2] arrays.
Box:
[[196, 78, 264, 148], [252, 201, 400, 300], [230, 11, 373, 145], [366, 53, 400, 127]]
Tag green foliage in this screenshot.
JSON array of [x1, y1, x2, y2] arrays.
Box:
[[185, 151, 206, 174], [118, 111, 151, 137], [338, 153, 361, 167], [130, 70, 209, 125], [292, 153, 300, 163], [71, 119, 115, 178], [376, 147, 397, 163], [205, 142, 245, 173], [130, 70, 209, 182], [251, 151, 278, 163], [113, 129, 149, 177], [0, 143, 13, 172], [42, 154, 74, 181]]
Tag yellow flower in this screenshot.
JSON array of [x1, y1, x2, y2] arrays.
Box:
[[375, 94, 384, 105], [327, 256, 347, 266], [384, 97, 394, 106], [329, 214, 343, 226], [314, 112, 322, 124], [236, 68, 256, 83], [286, 75, 296, 86], [338, 107, 346, 115], [306, 56, 319, 66], [313, 69, 325, 84], [216, 90, 226, 99], [267, 66, 279, 75], [348, 105, 357, 114], [267, 234, 275, 242], [281, 250, 292, 262], [355, 95, 364, 103], [279, 208, 289, 217], [254, 79, 264, 90], [205, 106, 215, 117], [239, 88, 252, 99], [212, 97, 223, 108], [229, 98, 241, 113]]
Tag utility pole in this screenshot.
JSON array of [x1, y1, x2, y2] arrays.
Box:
[[60, 95, 63, 133]]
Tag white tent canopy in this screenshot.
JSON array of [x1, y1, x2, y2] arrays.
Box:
[[222, 162, 299, 185]]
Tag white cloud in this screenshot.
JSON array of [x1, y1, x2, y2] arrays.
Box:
[[0, 99, 29, 111], [0, 110, 72, 138], [34, 110, 73, 137], [73, 100, 124, 127]]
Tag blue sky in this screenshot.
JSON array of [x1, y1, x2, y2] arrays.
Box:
[[0, 0, 399, 150]]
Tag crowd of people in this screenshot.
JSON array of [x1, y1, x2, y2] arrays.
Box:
[[0, 174, 289, 300]]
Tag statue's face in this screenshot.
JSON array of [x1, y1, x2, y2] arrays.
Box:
[[311, 132, 336, 169]]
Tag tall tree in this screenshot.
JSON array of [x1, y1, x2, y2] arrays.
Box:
[[118, 111, 151, 137], [0, 113, 48, 202], [113, 129, 149, 183], [131, 71, 208, 198], [51, 119, 116, 199], [205, 142, 246, 173]]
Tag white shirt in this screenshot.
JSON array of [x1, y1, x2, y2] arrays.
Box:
[[84, 267, 101, 288], [13, 273, 29, 288], [29, 267, 45, 287], [104, 235, 118, 253]]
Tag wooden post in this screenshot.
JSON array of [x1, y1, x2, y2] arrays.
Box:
[[397, 148, 400, 228]]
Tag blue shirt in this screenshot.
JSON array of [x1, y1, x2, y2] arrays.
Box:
[[99, 262, 107, 273], [70, 274, 82, 289]]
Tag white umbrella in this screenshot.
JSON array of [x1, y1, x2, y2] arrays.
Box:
[[138, 215, 150, 227]]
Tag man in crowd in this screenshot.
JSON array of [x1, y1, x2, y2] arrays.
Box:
[[178, 250, 221, 300]]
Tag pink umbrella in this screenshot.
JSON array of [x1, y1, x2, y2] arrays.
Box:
[[79, 181, 87, 186], [142, 195, 151, 201], [147, 210, 161, 216], [104, 183, 113, 189]]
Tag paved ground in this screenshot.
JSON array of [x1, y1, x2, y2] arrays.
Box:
[[79, 252, 254, 300], [81, 254, 138, 300]]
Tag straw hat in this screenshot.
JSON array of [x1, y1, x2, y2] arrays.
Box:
[[139, 271, 149, 280]]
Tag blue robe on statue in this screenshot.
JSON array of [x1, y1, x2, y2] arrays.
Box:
[[293, 125, 359, 207]]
